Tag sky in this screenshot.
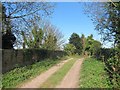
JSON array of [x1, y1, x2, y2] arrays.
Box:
[[47, 2, 113, 47], [2, 2, 112, 48], [48, 3, 101, 43]]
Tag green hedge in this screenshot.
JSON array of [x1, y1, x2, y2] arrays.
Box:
[[93, 48, 120, 88], [2, 49, 66, 73]]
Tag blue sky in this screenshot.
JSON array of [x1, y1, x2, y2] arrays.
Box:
[[49, 2, 101, 43]]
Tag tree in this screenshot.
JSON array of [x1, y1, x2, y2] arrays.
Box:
[[42, 22, 64, 50], [84, 2, 120, 87], [2, 30, 16, 49], [21, 21, 64, 50], [0, 3, 3, 48], [21, 27, 44, 49], [85, 34, 101, 56], [64, 44, 76, 55], [81, 34, 86, 55], [85, 34, 94, 56], [69, 33, 83, 55], [1, 2, 54, 48], [0, 3, 16, 49], [84, 2, 120, 47], [42, 32, 57, 50], [0, 3, 8, 32], [91, 40, 102, 58]]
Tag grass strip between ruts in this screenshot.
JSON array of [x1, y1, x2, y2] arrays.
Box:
[[40, 56, 80, 88]]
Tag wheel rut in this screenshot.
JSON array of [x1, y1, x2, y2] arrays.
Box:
[[56, 58, 84, 88], [18, 58, 73, 88]]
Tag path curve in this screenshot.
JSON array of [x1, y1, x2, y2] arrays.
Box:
[[19, 58, 73, 88], [56, 58, 84, 88]]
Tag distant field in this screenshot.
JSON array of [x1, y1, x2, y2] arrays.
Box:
[[79, 58, 112, 88]]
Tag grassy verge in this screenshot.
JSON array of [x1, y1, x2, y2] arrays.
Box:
[[79, 58, 112, 88], [2, 56, 69, 88], [40, 56, 80, 88]]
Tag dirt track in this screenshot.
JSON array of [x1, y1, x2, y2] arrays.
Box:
[[56, 58, 84, 88], [18, 57, 84, 88], [19, 58, 73, 88]]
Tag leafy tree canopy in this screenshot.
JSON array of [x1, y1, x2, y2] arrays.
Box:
[[69, 33, 83, 55]]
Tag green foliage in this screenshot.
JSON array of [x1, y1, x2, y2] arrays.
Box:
[[69, 33, 83, 55], [95, 2, 120, 44], [81, 34, 86, 55], [85, 2, 120, 44], [85, 34, 101, 57], [2, 58, 62, 88], [2, 31, 16, 49], [21, 22, 64, 50], [85, 3, 120, 88], [0, 79, 1, 88], [85, 34, 94, 56], [103, 48, 120, 88], [1, 2, 54, 48], [2, 49, 67, 73], [92, 47, 120, 88], [42, 32, 57, 50], [64, 44, 76, 55], [67, 33, 101, 57], [91, 40, 101, 57], [1, 3, 17, 49], [31, 27, 44, 48], [21, 27, 44, 49], [42, 23, 64, 50], [1, 3, 7, 33], [106, 56, 120, 88], [79, 58, 112, 88]]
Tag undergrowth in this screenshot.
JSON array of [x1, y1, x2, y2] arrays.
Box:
[[2, 56, 68, 88]]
